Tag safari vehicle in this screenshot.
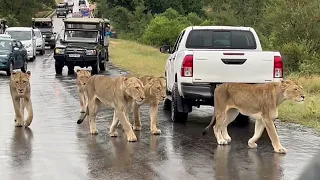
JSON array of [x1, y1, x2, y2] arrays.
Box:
[[66, 0, 74, 13], [160, 26, 283, 124], [0, 19, 7, 34], [54, 18, 110, 75], [79, 0, 86, 6], [0, 38, 28, 76], [32, 18, 57, 49], [56, 3, 68, 17]]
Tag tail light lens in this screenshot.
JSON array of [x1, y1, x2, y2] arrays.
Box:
[[181, 55, 193, 77], [274, 56, 283, 78]]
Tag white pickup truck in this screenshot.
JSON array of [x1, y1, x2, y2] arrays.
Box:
[[160, 26, 283, 124]]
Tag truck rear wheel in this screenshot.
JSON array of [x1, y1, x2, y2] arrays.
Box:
[[55, 63, 63, 74], [91, 63, 99, 74], [171, 83, 188, 123], [99, 55, 106, 71], [67, 66, 74, 74]]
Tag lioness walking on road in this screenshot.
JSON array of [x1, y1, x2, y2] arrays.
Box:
[[202, 80, 305, 154], [10, 71, 34, 127], [77, 75, 146, 142], [112, 75, 166, 135], [76, 69, 91, 120]]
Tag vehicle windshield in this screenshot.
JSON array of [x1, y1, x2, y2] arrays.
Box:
[[34, 31, 42, 38], [185, 30, 257, 49], [34, 21, 52, 28], [0, 40, 12, 50], [6, 30, 31, 41], [64, 30, 98, 43], [57, 7, 65, 10]]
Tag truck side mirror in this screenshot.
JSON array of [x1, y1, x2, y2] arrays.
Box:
[[160, 45, 171, 53]]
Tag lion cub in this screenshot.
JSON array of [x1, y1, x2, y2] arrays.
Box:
[[202, 80, 305, 154], [111, 75, 166, 135], [77, 75, 146, 142], [76, 69, 91, 120], [10, 71, 33, 127]]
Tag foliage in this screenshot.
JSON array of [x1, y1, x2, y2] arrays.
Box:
[[0, 0, 55, 26], [96, 0, 320, 75]]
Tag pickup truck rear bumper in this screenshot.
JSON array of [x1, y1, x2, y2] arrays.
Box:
[[180, 83, 216, 105]]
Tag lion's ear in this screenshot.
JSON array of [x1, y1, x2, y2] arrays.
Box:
[[123, 77, 128, 81], [76, 69, 81, 72], [25, 71, 31, 78]]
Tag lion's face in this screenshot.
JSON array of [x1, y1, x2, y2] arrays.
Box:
[[124, 77, 145, 103], [76, 69, 91, 86], [281, 80, 305, 102], [11, 71, 31, 95], [148, 77, 166, 102]]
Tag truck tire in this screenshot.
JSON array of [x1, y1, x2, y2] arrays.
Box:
[[99, 55, 105, 71], [91, 63, 99, 75], [171, 82, 188, 123], [55, 63, 63, 74], [67, 66, 74, 74], [163, 98, 171, 111]]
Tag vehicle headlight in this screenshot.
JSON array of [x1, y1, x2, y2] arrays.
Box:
[[86, 50, 96, 55], [50, 36, 55, 40], [24, 44, 31, 48], [55, 48, 65, 54], [0, 55, 8, 62]]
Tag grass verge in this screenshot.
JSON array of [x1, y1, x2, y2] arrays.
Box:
[[109, 39, 320, 131]]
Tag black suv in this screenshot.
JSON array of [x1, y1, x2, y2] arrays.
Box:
[[56, 3, 68, 17], [53, 18, 110, 75], [32, 18, 57, 49]]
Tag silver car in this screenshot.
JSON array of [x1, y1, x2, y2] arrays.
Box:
[[33, 28, 45, 55]]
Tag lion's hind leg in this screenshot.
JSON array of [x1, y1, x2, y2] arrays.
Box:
[[221, 108, 239, 143], [214, 113, 228, 145]]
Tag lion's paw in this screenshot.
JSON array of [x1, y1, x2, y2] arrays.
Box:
[[274, 146, 287, 154], [90, 129, 98, 135], [248, 142, 258, 148], [109, 131, 118, 137], [15, 122, 24, 127], [217, 139, 228, 145], [151, 129, 161, 135], [24, 121, 32, 127], [127, 134, 137, 142], [224, 136, 231, 143], [133, 125, 142, 131]]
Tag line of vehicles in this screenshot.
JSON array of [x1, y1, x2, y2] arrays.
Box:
[[56, 0, 90, 18]]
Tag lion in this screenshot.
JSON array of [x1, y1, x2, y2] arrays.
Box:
[[76, 69, 91, 120], [10, 71, 34, 127], [202, 80, 305, 154], [111, 75, 166, 135], [76, 75, 146, 142]]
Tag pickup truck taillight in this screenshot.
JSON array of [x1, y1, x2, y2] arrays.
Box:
[[181, 55, 193, 77], [273, 56, 283, 78]]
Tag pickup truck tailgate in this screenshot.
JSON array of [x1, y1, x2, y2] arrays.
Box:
[[192, 51, 275, 83]]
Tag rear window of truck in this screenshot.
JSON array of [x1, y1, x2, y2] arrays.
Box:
[[185, 30, 257, 49]]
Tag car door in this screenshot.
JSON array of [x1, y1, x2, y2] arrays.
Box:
[[167, 30, 185, 91], [31, 30, 36, 54]]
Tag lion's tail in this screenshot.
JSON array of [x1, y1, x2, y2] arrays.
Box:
[[77, 105, 88, 124], [202, 115, 216, 136]]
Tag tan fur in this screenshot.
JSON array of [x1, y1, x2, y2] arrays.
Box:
[[10, 71, 33, 127], [111, 75, 166, 135], [202, 80, 305, 154], [77, 75, 146, 142], [76, 69, 91, 115]]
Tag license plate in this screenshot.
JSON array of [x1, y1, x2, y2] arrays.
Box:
[[69, 54, 80, 57]]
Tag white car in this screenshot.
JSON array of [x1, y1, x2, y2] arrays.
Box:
[[161, 26, 283, 123], [33, 28, 45, 55], [0, 34, 11, 38], [5, 27, 36, 61]]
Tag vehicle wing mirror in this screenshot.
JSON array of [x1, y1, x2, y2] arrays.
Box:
[[13, 47, 19, 51], [160, 45, 171, 53]]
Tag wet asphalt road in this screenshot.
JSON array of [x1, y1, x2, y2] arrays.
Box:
[[1, 15, 320, 180]]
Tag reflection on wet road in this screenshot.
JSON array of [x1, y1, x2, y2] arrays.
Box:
[[0, 13, 320, 180]]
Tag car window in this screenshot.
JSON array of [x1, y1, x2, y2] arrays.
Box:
[[17, 41, 22, 49], [6, 30, 32, 41], [185, 29, 257, 49]]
